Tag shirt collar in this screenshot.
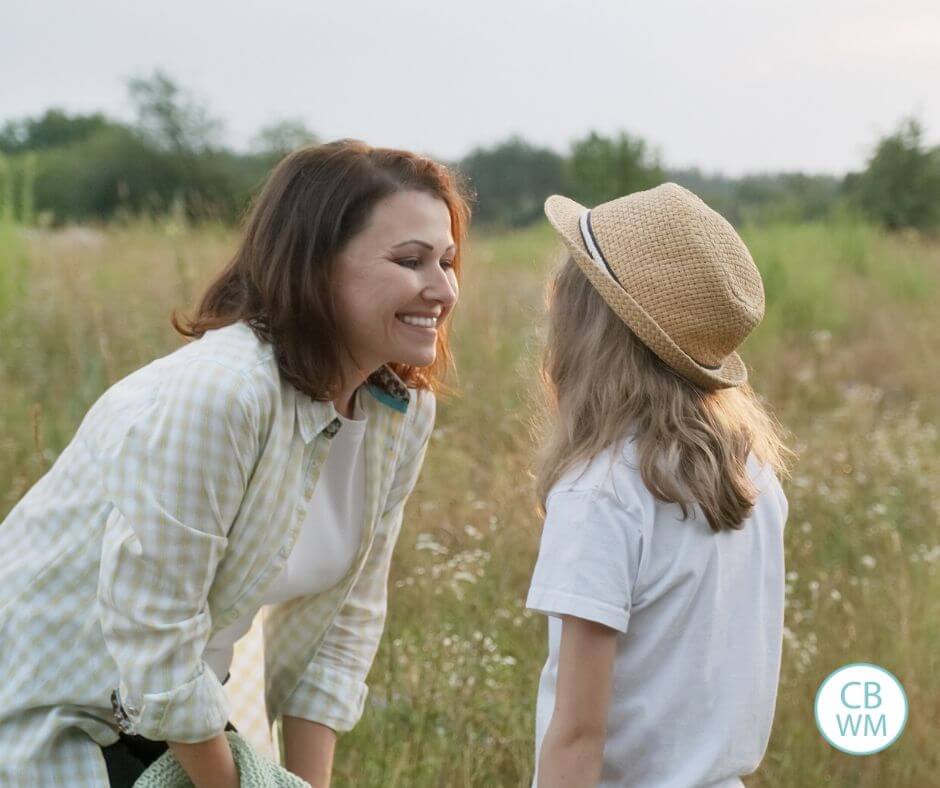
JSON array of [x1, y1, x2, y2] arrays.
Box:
[[294, 364, 411, 444], [364, 365, 411, 414]]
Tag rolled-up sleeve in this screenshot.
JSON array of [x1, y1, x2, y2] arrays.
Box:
[[526, 488, 644, 633], [280, 390, 435, 732], [95, 359, 259, 742]]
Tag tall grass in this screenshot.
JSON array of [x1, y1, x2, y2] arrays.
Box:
[[1, 216, 937, 786]]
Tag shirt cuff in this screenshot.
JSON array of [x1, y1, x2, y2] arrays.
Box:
[[111, 663, 231, 743], [526, 586, 630, 633], [279, 662, 368, 734]]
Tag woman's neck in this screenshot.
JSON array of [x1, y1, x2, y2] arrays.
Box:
[[332, 365, 375, 419]]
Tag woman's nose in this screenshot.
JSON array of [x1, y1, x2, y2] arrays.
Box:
[[423, 265, 458, 307]]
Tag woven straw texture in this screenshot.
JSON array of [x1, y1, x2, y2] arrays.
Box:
[[544, 182, 764, 389], [132, 729, 309, 787]]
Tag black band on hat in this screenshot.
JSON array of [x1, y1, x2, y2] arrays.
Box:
[[579, 209, 624, 289]]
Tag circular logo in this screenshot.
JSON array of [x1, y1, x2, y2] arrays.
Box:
[[814, 663, 908, 755]]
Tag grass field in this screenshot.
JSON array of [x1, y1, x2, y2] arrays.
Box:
[[1, 215, 938, 786]]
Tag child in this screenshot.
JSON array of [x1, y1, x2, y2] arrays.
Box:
[[527, 183, 793, 788]]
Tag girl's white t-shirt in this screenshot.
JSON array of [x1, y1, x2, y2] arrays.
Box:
[[526, 436, 788, 788], [202, 389, 369, 682]]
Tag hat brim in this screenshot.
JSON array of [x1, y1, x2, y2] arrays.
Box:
[[544, 194, 747, 390]]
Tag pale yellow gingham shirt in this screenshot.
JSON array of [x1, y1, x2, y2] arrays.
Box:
[[0, 320, 435, 786]]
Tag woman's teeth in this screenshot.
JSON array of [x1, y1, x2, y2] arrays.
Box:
[[398, 315, 438, 328]]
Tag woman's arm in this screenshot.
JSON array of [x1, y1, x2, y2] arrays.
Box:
[[537, 615, 618, 788], [282, 715, 337, 786], [97, 360, 260, 744], [167, 733, 240, 788]]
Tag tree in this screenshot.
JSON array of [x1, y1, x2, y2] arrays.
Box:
[[251, 119, 318, 158], [565, 131, 663, 207], [459, 136, 565, 227], [0, 109, 112, 154], [731, 173, 841, 224], [127, 69, 223, 155], [848, 117, 940, 231], [32, 125, 179, 221]]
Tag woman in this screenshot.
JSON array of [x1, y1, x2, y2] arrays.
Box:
[[0, 140, 470, 787]]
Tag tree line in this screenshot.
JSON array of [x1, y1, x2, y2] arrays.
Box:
[[1, 71, 938, 232]]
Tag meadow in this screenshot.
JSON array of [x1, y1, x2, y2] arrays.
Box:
[[1, 214, 938, 787]]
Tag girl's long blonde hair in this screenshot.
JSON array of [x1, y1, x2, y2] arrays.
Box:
[[533, 256, 795, 532]]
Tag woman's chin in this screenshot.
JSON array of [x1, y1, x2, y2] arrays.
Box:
[[391, 348, 437, 368]]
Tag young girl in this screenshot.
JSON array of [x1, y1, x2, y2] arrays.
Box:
[[527, 183, 793, 788]]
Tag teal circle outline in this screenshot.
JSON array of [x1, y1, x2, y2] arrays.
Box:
[[813, 662, 908, 755]]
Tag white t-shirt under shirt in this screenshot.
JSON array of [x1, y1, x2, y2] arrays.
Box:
[[526, 436, 789, 788], [202, 389, 368, 683]]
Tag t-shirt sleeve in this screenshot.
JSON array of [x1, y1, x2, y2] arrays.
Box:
[[526, 487, 644, 633]]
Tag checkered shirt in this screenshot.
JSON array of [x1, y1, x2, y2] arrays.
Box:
[[0, 321, 435, 785]]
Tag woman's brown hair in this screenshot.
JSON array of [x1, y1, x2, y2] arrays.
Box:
[[171, 139, 472, 399]]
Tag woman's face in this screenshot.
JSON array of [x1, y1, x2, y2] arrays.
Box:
[[334, 189, 458, 374]]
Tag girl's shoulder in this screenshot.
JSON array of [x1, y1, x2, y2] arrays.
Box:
[[547, 436, 653, 518]]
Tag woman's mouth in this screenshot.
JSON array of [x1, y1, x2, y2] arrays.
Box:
[[396, 313, 440, 332]]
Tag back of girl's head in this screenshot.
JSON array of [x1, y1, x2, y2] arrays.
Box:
[[533, 255, 794, 532], [172, 139, 472, 399]]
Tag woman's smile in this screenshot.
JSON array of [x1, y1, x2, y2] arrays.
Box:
[[396, 311, 441, 335]]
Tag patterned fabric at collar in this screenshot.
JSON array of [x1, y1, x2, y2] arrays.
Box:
[[294, 395, 340, 445], [365, 365, 411, 414]]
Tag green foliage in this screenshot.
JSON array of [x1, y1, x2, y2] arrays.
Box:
[[847, 117, 940, 231], [19, 153, 36, 225], [565, 130, 664, 207], [459, 137, 566, 227], [2, 80, 934, 236], [733, 173, 843, 224], [251, 119, 319, 158], [0, 153, 13, 223], [0, 108, 112, 154], [0, 73, 294, 225], [127, 69, 223, 155], [31, 125, 180, 221], [667, 169, 846, 226]]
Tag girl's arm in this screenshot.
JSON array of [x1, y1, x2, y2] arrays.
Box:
[[282, 715, 337, 786], [537, 615, 618, 788]]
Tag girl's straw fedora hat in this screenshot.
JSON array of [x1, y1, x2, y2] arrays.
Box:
[[544, 182, 765, 390]]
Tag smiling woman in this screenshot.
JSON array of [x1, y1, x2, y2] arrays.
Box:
[[0, 140, 472, 788], [172, 139, 471, 412]]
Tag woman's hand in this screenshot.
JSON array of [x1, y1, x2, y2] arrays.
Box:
[[283, 715, 337, 787], [168, 732, 240, 788], [537, 615, 618, 788]]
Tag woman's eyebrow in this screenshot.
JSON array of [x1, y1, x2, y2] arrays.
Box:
[[392, 239, 456, 251]]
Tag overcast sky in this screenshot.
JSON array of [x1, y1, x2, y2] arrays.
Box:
[[2, 0, 938, 176]]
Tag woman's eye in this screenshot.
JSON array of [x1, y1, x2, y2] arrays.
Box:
[[394, 256, 455, 270]]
